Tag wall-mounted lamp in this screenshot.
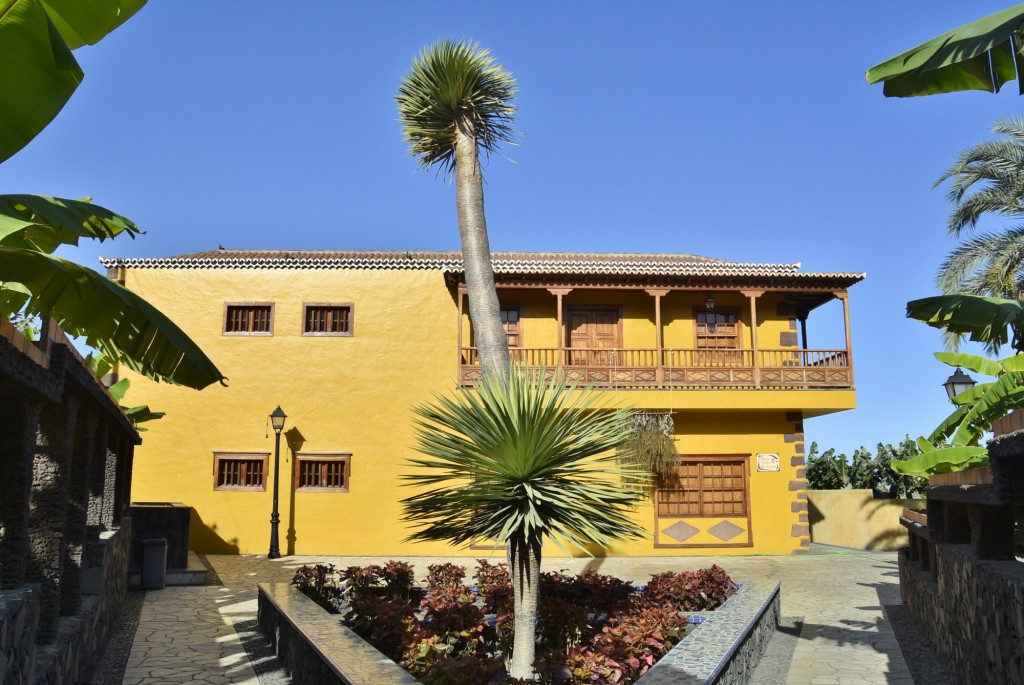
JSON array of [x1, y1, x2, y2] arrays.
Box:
[[705, 296, 715, 310]]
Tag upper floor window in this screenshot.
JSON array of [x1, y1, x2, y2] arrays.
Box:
[[694, 308, 740, 348], [224, 303, 274, 336], [213, 452, 269, 491], [303, 303, 353, 336], [694, 308, 741, 364], [295, 453, 351, 492], [501, 306, 521, 348]]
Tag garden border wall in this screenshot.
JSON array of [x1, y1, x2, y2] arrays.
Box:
[[257, 579, 779, 685]]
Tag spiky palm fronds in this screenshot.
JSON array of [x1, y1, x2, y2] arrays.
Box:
[[402, 366, 646, 553], [935, 117, 1024, 237], [934, 118, 1024, 352], [396, 39, 518, 176], [936, 226, 1024, 299]]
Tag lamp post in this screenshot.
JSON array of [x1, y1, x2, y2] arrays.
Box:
[[943, 367, 976, 403], [268, 406, 287, 559]]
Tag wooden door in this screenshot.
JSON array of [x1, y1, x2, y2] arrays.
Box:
[[568, 308, 621, 366]]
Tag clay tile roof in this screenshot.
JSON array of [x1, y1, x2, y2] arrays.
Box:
[[100, 249, 863, 281]]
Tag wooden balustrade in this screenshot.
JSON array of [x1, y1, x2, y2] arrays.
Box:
[[458, 347, 852, 389]]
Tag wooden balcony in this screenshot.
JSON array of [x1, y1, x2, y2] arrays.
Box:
[[458, 347, 852, 389]]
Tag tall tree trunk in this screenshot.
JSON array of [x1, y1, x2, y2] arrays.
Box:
[[508, 535, 541, 681], [453, 116, 510, 382]]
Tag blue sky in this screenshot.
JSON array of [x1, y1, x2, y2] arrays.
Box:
[[2, 1, 1021, 456]]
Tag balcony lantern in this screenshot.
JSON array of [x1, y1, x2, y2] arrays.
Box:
[[705, 296, 715, 310], [943, 367, 976, 402]]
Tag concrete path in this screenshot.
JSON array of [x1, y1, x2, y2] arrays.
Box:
[[113, 546, 929, 684]]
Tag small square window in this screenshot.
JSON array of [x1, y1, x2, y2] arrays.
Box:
[[213, 452, 269, 491], [295, 454, 350, 492], [224, 303, 274, 335], [303, 303, 353, 336]]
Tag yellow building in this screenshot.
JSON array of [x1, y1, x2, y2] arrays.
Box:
[[101, 250, 863, 557]]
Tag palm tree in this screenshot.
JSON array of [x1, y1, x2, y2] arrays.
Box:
[[934, 117, 1024, 300], [402, 366, 646, 680], [396, 39, 517, 382]]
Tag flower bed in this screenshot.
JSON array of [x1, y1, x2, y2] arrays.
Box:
[[289, 560, 737, 684]]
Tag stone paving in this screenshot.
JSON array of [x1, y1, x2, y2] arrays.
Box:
[[106, 545, 938, 684]]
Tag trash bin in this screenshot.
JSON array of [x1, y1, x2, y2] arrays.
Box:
[[142, 538, 167, 590]]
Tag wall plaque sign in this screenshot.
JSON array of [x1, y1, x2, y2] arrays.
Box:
[[756, 453, 780, 472]]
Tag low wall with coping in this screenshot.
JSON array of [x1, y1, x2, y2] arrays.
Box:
[[257, 579, 779, 685], [808, 489, 923, 551], [0, 520, 131, 685]]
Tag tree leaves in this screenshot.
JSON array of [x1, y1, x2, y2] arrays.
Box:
[[402, 366, 646, 553], [0, 248, 225, 389], [866, 4, 1024, 98], [0, 0, 146, 162]]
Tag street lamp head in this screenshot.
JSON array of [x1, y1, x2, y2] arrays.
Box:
[[269, 406, 287, 433], [943, 368, 976, 403]]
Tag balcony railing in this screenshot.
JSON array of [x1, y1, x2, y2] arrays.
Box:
[[459, 347, 852, 389]]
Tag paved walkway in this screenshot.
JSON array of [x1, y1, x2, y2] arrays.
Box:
[[110, 546, 935, 684]]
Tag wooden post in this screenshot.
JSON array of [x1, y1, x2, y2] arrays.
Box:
[[457, 286, 466, 382], [836, 290, 853, 386], [548, 288, 572, 369], [742, 290, 764, 388], [645, 289, 670, 387]]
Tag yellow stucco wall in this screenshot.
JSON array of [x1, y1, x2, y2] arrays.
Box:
[[122, 266, 842, 556], [807, 490, 926, 551]]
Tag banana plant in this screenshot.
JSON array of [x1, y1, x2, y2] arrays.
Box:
[[1, 2, 225, 390], [85, 352, 165, 431], [892, 350, 1024, 477], [0, 197, 225, 389], [0, 0, 146, 163]]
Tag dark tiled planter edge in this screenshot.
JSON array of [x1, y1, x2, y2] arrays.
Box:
[[257, 579, 780, 685]]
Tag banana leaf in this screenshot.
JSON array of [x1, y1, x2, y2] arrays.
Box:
[[0, 0, 146, 162], [0, 195, 142, 252], [907, 294, 1024, 352], [866, 4, 1024, 97], [951, 371, 1024, 445], [0, 247, 225, 389], [123, 404, 164, 431], [890, 445, 989, 477], [934, 351, 1004, 378]]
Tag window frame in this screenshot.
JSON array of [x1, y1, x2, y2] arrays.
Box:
[[656, 454, 749, 518], [501, 305, 522, 356], [302, 302, 354, 337], [294, 453, 351, 492], [693, 307, 742, 349], [223, 302, 275, 336], [213, 452, 270, 491]]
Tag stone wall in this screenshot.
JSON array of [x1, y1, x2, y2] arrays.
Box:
[[33, 520, 132, 685], [900, 431, 1024, 685], [0, 522, 131, 685], [899, 543, 1024, 685], [0, 319, 139, 685], [0, 586, 40, 685]]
